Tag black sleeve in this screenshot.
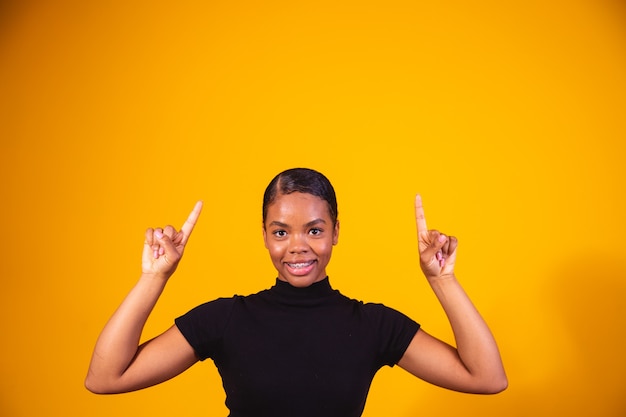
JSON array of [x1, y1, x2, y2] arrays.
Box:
[[174, 297, 237, 361], [363, 303, 420, 367]]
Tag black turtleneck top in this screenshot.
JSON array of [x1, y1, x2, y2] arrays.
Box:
[[175, 277, 419, 417]]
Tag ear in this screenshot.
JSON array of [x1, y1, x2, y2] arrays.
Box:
[[263, 225, 269, 249], [332, 220, 340, 245]]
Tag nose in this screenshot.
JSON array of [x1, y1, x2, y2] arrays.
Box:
[[288, 233, 309, 254]]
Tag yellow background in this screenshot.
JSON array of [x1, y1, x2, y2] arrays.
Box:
[[1, 1, 625, 416]]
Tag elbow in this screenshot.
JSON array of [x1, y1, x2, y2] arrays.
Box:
[[458, 369, 508, 394], [84, 377, 103, 395], [84, 372, 120, 395], [478, 374, 508, 394], [84, 375, 108, 395], [494, 375, 509, 393]]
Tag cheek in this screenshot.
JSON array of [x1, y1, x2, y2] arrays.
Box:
[[266, 242, 284, 259], [315, 240, 334, 256]]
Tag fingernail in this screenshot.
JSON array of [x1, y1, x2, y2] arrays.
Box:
[[155, 231, 163, 239], [438, 234, 446, 242]]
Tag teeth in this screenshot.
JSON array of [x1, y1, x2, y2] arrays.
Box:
[[288, 261, 313, 269]]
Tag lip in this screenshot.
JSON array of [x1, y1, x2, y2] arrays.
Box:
[[284, 260, 317, 276]]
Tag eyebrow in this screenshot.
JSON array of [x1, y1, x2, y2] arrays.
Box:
[[268, 218, 327, 228]]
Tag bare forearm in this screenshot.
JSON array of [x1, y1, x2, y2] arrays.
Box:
[[429, 275, 507, 386], [86, 273, 168, 387]]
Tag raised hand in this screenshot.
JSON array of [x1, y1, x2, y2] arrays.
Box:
[[415, 195, 457, 280], [142, 201, 203, 278]]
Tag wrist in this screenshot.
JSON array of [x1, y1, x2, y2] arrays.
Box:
[[139, 271, 172, 284], [426, 273, 457, 286]]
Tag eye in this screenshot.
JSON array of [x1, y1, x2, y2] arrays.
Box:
[[272, 230, 287, 238], [309, 228, 323, 236]]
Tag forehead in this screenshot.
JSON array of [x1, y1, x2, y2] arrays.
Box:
[[265, 192, 331, 221]]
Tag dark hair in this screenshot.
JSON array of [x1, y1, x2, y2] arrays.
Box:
[[262, 168, 338, 226]]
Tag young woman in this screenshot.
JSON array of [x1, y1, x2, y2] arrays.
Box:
[[85, 168, 507, 416]]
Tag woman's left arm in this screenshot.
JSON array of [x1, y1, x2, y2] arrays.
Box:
[[397, 195, 508, 394]]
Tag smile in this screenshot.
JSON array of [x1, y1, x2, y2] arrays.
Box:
[[286, 261, 315, 269]]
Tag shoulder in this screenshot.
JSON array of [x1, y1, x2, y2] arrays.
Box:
[[174, 297, 238, 330], [175, 286, 274, 321], [357, 301, 420, 332], [334, 289, 401, 314], [331, 290, 417, 324], [360, 301, 408, 318], [180, 286, 272, 312]]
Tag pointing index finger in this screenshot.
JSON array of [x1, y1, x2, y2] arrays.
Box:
[[180, 201, 203, 244], [415, 194, 428, 236]]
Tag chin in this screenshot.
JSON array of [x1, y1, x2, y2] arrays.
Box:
[[280, 274, 323, 288]]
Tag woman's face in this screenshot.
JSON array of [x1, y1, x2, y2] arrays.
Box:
[[263, 192, 339, 288]]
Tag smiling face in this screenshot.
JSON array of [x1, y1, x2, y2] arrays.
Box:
[[263, 192, 339, 288]]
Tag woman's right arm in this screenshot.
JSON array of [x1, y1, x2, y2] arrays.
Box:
[[84, 202, 203, 394]]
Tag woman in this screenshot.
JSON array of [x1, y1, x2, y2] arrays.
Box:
[[85, 168, 507, 416]]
